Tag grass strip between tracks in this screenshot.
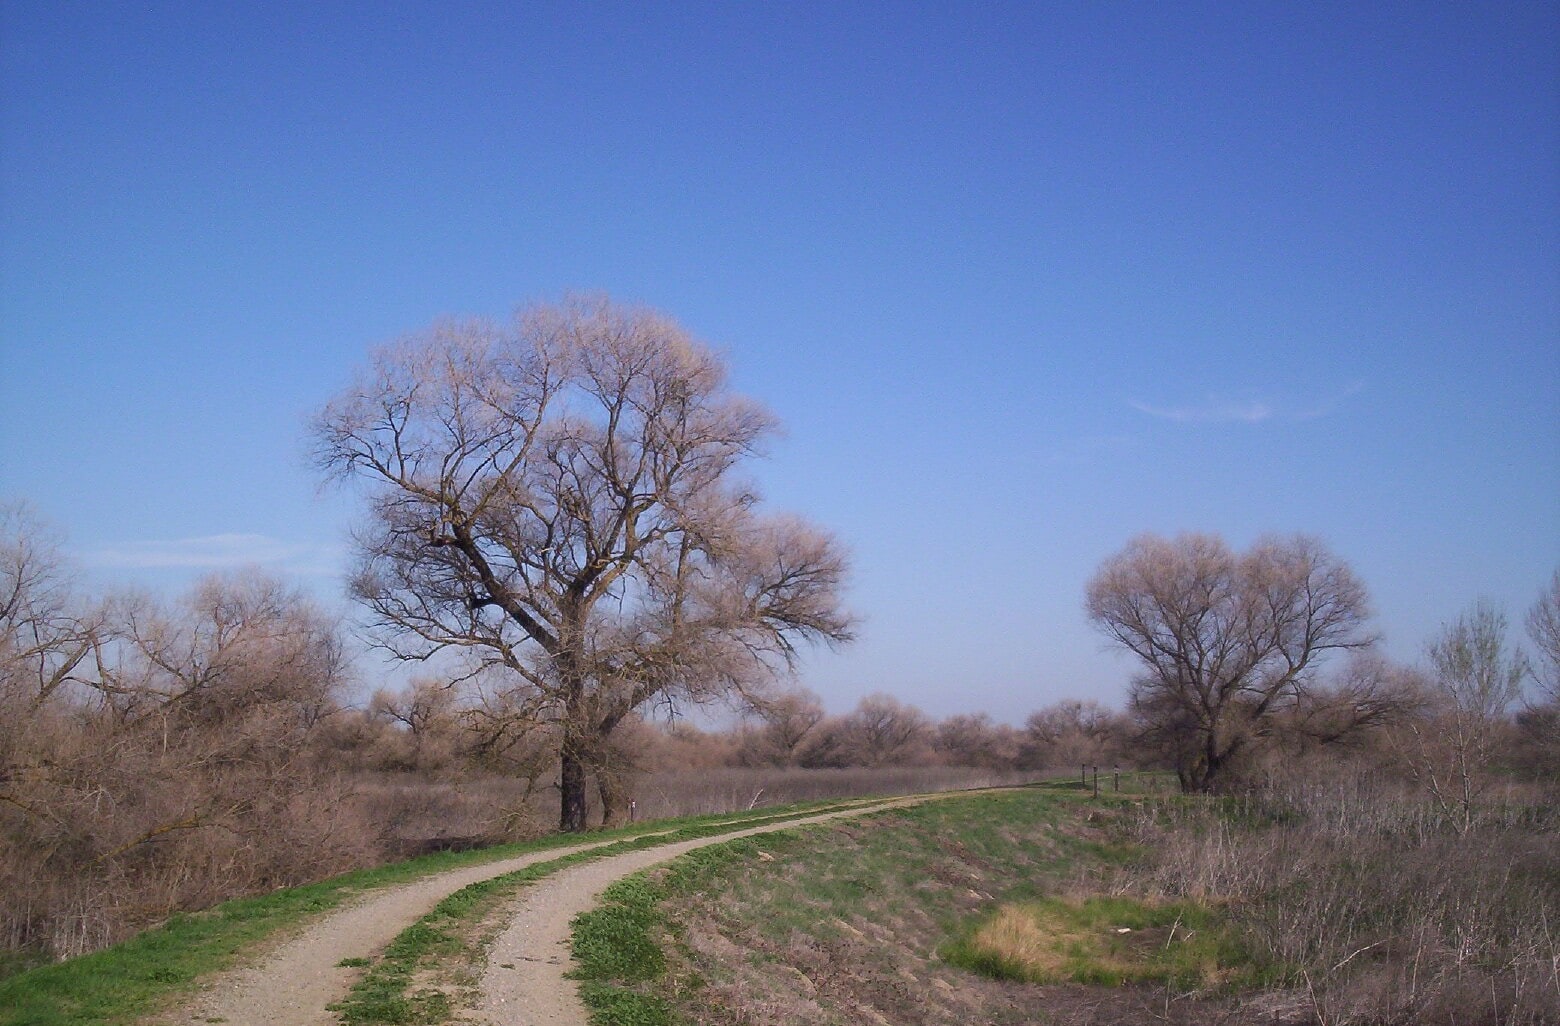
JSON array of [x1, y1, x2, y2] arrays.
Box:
[[0, 799, 867, 1026], [327, 798, 898, 1025]]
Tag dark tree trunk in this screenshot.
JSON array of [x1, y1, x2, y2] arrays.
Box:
[[559, 743, 589, 832], [598, 770, 629, 828]]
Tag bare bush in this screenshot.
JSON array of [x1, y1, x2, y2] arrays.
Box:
[[0, 564, 377, 963]]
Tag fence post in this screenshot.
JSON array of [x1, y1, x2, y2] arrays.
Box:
[[1091, 765, 1099, 798]]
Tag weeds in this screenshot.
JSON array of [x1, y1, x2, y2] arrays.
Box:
[[1128, 768, 1560, 1025]]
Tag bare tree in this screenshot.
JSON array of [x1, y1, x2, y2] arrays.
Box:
[[0, 502, 103, 711], [1516, 570, 1560, 775], [1086, 533, 1374, 792], [739, 686, 827, 765], [833, 693, 932, 767], [934, 712, 1021, 769], [1526, 569, 1560, 705], [313, 296, 854, 830], [1402, 602, 1528, 832], [369, 678, 465, 772]]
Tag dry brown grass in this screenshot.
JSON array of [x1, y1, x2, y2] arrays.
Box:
[[968, 904, 1067, 976], [1127, 762, 1560, 1025]]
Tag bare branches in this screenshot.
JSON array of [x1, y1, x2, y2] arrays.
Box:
[[313, 296, 853, 829], [1086, 533, 1373, 791]]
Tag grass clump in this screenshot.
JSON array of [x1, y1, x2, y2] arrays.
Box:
[[570, 875, 676, 1025], [943, 895, 1261, 991]]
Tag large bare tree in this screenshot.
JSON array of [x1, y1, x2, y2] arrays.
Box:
[[1086, 533, 1374, 792], [313, 296, 853, 830]]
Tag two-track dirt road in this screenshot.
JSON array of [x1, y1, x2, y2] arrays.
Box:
[[164, 796, 933, 1026]]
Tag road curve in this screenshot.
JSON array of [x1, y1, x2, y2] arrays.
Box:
[[157, 797, 928, 1026], [476, 797, 932, 1025]]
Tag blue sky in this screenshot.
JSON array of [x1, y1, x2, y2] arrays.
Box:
[[2, 2, 1556, 722]]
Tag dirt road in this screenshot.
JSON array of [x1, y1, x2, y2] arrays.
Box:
[[477, 799, 927, 1025], [163, 837, 626, 1026], [162, 797, 926, 1026]]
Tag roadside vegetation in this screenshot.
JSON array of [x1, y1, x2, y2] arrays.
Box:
[[0, 798, 893, 1026], [574, 776, 1559, 1026], [6, 354, 1559, 1026]]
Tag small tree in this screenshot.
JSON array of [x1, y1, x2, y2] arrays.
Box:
[[314, 296, 853, 830], [1086, 533, 1373, 792], [1404, 602, 1527, 832], [1517, 570, 1560, 774], [934, 712, 1021, 769], [738, 686, 826, 766], [838, 693, 932, 766]]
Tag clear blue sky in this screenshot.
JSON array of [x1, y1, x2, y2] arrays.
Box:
[[3, 2, 1556, 722]]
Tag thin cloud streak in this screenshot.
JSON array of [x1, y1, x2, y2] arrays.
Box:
[[1129, 381, 1365, 425], [1128, 397, 1274, 424], [80, 534, 343, 575]]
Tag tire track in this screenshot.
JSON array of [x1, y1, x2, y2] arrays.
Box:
[[161, 835, 628, 1026], [475, 796, 935, 1025]]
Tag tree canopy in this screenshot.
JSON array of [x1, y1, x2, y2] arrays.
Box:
[[313, 296, 854, 829], [1086, 532, 1375, 791]]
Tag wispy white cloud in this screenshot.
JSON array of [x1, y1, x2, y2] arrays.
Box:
[[80, 534, 344, 575], [1128, 396, 1274, 424], [1128, 380, 1365, 425]]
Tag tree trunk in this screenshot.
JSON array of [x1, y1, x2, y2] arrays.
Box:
[[559, 743, 589, 832], [598, 769, 629, 828], [558, 649, 591, 833]]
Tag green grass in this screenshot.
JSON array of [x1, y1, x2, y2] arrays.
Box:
[[570, 779, 1279, 1025], [571, 876, 676, 1026], [0, 798, 867, 1026], [941, 895, 1267, 991], [572, 785, 1100, 1024]]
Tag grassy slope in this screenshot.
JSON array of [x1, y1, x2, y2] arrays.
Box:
[[572, 780, 1265, 1026]]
